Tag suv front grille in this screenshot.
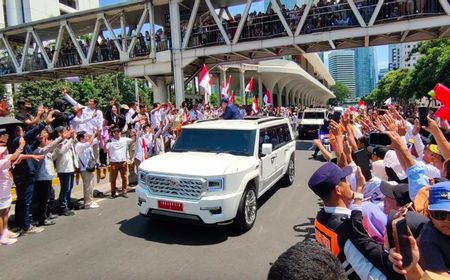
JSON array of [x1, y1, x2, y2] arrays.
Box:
[[142, 174, 206, 199]]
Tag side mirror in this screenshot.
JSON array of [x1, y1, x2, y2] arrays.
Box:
[[262, 143, 273, 155]]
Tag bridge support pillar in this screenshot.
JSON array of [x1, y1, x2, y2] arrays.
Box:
[[169, 0, 185, 108], [258, 74, 263, 106], [277, 86, 282, 108], [239, 69, 245, 105], [153, 77, 168, 103]]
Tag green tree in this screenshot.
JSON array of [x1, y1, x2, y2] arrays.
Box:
[[329, 82, 351, 105], [364, 69, 413, 105], [408, 39, 450, 98], [15, 73, 152, 112]]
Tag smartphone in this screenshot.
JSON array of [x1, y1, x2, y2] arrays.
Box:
[[387, 211, 413, 269], [418, 107, 428, 127], [369, 132, 391, 146], [392, 218, 413, 268], [352, 149, 372, 181], [332, 111, 342, 123]]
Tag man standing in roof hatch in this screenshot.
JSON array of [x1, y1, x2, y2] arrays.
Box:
[[220, 97, 242, 120]]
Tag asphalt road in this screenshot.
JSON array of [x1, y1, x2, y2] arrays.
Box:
[[0, 141, 324, 280]]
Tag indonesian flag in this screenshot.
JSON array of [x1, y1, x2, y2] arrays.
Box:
[[263, 89, 272, 105], [435, 105, 450, 120], [245, 77, 254, 94], [252, 96, 259, 113], [220, 82, 229, 99], [358, 100, 365, 108], [229, 90, 235, 104], [199, 65, 212, 96], [225, 75, 232, 93]]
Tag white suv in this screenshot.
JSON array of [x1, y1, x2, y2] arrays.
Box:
[[136, 117, 296, 231]]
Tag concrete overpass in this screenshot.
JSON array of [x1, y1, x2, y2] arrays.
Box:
[[0, 0, 449, 106]]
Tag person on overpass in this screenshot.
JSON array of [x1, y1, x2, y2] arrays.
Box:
[[220, 98, 242, 120]]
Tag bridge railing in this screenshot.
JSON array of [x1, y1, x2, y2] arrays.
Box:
[[183, 0, 447, 50]]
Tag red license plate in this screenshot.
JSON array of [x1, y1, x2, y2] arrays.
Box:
[[158, 200, 183, 212]]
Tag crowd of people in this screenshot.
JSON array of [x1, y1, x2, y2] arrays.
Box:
[[186, 0, 443, 47], [0, 85, 449, 279], [1, 28, 172, 74], [269, 103, 450, 279], [0, 91, 285, 245]]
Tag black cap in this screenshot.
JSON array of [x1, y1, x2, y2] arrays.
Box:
[[111, 127, 121, 133], [380, 181, 412, 206], [369, 146, 388, 159]]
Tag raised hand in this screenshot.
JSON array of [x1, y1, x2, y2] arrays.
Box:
[[412, 118, 421, 136], [44, 110, 55, 125], [398, 120, 407, 137]]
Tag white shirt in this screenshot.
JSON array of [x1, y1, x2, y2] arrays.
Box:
[[70, 115, 93, 132], [151, 110, 162, 128], [125, 107, 136, 124], [106, 137, 132, 163], [135, 133, 153, 161], [75, 140, 98, 172], [82, 108, 104, 135], [53, 139, 77, 173], [372, 160, 388, 181]]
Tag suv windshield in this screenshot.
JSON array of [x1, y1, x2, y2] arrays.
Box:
[[303, 112, 325, 119], [172, 129, 256, 156]]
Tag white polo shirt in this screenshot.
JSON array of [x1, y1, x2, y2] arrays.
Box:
[[106, 137, 132, 163]]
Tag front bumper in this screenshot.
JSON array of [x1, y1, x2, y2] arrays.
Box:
[[136, 184, 243, 224]]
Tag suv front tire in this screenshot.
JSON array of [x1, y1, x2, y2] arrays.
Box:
[[233, 184, 257, 232]]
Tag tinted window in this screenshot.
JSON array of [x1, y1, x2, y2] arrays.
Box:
[[173, 129, 256, 156], [303, 112, 325, 119], [259, 124, 292, 153]]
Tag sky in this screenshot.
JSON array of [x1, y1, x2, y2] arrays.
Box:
[[99, 0, 389, 73]]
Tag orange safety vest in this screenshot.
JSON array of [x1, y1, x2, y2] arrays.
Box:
[[314, 218, 340, 256]]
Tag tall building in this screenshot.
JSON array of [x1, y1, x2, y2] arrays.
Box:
[[328, 50, 356, 97], [354, 47, 376, 98], [399, 42, 421, 69], [389, 44, 401, 70], [378, 68, 389, 82], [0, 0, 99, 28], [388, 42, 421, 70], [317, 52, 324, 63]]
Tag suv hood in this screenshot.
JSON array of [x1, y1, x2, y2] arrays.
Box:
[[139, 152, 255, 176], [300, 119, 324, 125]]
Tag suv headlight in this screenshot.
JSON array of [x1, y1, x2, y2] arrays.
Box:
[[207, 178, 224, 192], [138, 171, 147, 184]]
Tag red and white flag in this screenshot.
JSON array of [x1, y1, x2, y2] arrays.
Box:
[[252, 96, 259, 113], [263, 89, 272, 105], [225, 75, 232, 93], [199, 65, 212, 96], [220, 82, 229, 99], [229, 90, 235, 104], [245, 77, 254, 94]]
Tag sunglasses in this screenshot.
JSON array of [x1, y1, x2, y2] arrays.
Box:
[[429, 210, 450, 221]]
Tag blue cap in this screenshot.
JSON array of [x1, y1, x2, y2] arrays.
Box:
[[428, 182, 450, 212], [308, 162, 353, 200], [221, 97, 229, 104]]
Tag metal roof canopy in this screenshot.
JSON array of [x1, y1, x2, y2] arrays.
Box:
[[0, 0, 168, 43], [0, 0, 259, 43]]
